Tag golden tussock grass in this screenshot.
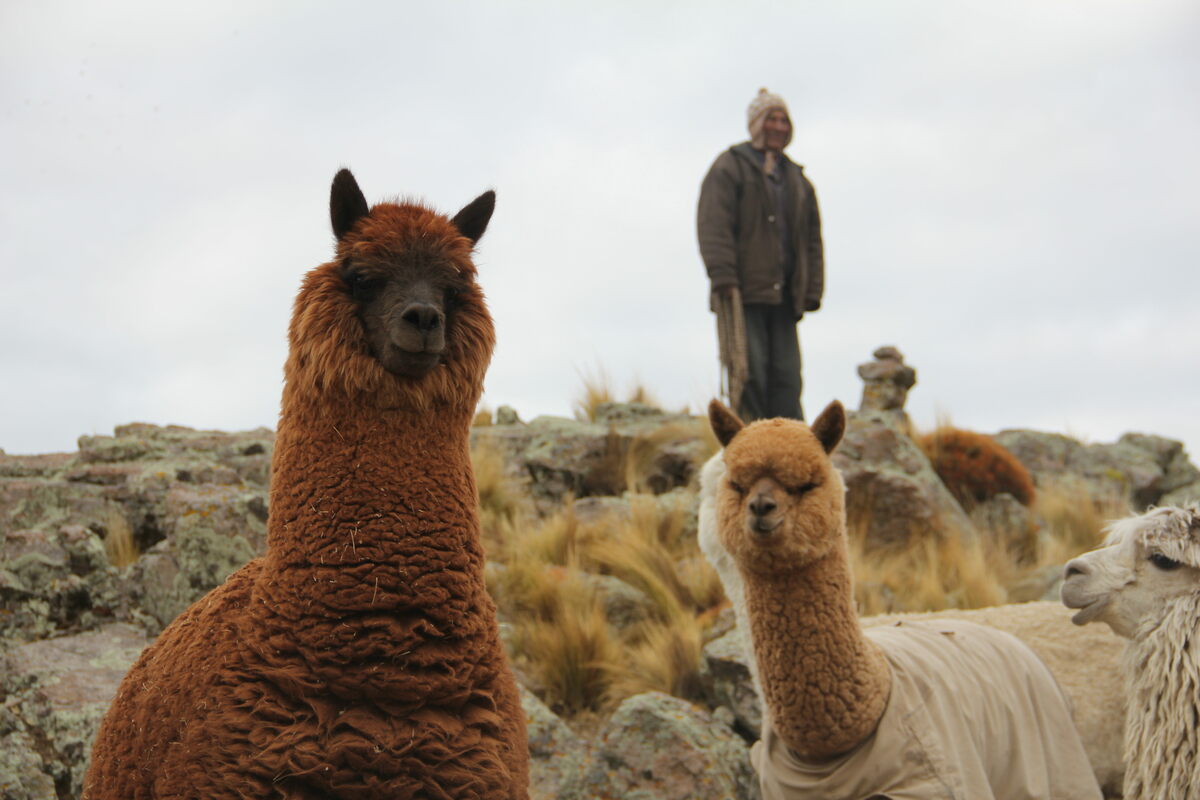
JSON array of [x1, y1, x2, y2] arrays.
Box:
[[489, 490, 726, 715], [471, 439, 531, 555], [102, 508, 139, 568], [605, 615, 705, 703], [508, 571, 619, 713], [573, 368, 663, 422], [848, 518, 1009, 616], [1034, 479, 1127, 562]]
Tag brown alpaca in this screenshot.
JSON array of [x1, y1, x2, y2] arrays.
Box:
[[709, 399, 1101, 799], [83, 170, 529, 799]]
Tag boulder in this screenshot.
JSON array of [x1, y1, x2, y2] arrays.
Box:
[[559, 691, 759, 800], [521, 685, 588, 800], [834, 411, 977, 550], [994, 429, 1200, 509], [470, 405, 711, 507], [856, 345, 917, 423], [0, 525, 126, 643], [0, 623, 150, 798], [701, 627, 761, 738]]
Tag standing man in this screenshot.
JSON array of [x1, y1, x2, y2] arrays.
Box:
[[698, 87, 824, 421]]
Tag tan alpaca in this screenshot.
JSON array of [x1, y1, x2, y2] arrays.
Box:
[[709, 399, 1101, 799]]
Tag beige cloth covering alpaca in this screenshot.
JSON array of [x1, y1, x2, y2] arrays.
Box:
[[752, 619, 1102, 800]]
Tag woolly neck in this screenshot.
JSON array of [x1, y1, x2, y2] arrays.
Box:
[[742, 548, 891, 761], [1121, 591, 1200, 799], [262, 397, 482, 611]]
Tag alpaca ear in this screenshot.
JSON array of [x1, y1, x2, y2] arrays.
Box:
[[452, 190, 496, 244], [330, 168, 370, 241], [810, 400, 846, 454], [708, 399, 745, 448]]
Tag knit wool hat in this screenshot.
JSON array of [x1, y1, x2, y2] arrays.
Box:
[[747, 87, 791, 147]]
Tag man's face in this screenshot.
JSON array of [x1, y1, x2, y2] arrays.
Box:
[[763, 109, 791, 151]]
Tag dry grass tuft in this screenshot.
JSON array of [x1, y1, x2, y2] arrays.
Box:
[[573, 367, 616, 422], [508, 571, 619, 713], [472, 407, 493, 427], [622, 418, 717, 496], [102, 508, 139, 568], [573, 368, 665, 422], [488, 489, 726, 715], [606, 616, 705, 703], [1033, 479, 1128, 565], [848, 519, 1010, 616], [471, 440, 531, 555]]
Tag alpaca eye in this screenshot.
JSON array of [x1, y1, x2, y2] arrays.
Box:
[[728, 481, 746, 496], [787, 482, 818, 497], [1149, 552, 1184, 571], [344, 271, 381, 300]]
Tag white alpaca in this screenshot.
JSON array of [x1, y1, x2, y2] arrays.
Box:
[[700, 445, 1126, 795], [1061, 503, 1200, 799]]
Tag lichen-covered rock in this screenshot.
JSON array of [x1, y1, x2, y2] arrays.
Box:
[[0, 526, 126, 643], [124, 509, 261, 632], [471, 405, 711, 507], [970, 493, 1040, 564], [559, 691, 758, 800], [834, 411, 977, 549], [856, 345, 916, 420], [521, 685, 587, 800], [0, 424, 272, 642], [701, 627, 761, 738], [1, 623, 150, 798], [994, 429, 1200, 509]]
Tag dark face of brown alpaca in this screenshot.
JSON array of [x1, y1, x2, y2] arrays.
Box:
[[330, 168, 495, 380], [709, 399, 848, 575]]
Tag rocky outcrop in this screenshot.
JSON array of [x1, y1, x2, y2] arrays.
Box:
[[834, 410, 979, 550], [470, 403, 712, 507], [0, 623, 150, 799], [558, 692, 759, 800], [521, 686, 588, 800], [857, 346, 916, 424], [4, 396, 1199, 799], [995, 429, 1200, 509], [701, 627, 762, 738], [1, 425, 272, 644]]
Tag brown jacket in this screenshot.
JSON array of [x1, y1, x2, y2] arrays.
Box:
[[697, 142, 824, 319]]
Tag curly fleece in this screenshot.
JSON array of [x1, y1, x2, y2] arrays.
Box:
[[713, 403, 891, 760], [83, 199, 529, 798], [711, 401, 1101, 797]]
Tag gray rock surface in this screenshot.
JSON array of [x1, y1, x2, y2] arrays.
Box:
[[857, 346, 917, 420], [470, 405, 711, 507], [558, 691, 759, 800], [521, 685, 588, 800], [1, 623, 150, 798], [701, 627, 762, 738], [995, 428, 1200, 509], [835, 411, 978, 549]]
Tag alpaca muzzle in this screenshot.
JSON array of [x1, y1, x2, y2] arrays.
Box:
[[748, 493, 781, 535]]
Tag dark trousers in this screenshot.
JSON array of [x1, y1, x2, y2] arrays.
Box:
[[739, 303, 803, 421]]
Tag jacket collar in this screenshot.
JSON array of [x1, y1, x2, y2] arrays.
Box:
[[732, 141, 803, 171]]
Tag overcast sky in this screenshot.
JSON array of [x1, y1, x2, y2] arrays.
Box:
[[3, 0, 1198, 462]]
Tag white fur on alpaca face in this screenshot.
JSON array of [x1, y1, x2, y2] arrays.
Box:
[[1062, 508, 1200, 639], [698, 452, 742, 612]]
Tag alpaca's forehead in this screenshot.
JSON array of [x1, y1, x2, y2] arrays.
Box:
[[344, 205, 475, 273], [724, 428, 828, 482], [1104, 505, 1200, 567]]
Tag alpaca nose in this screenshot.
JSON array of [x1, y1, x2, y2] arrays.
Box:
[[401, 302, 444, 333], [749, 495, 777, 518], [1063, 558, 1090, 580]]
